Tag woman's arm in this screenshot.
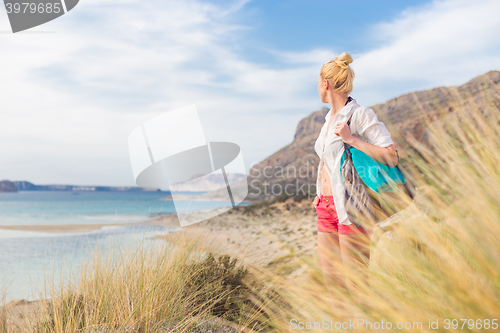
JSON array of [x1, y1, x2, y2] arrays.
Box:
[[344, 137, 398, 167], [334, 106, 399, 167]]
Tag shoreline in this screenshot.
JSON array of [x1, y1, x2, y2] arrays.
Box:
[[0, 202, 252, 236], [0, 213, 181, 235], [0, 196, 254, 236], [159, 194, 252, 204], [0, 222, 147, 234], [153, 198, 320, 270]]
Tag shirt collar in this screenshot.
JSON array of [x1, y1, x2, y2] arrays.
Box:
[[324, 97, 358, 121]]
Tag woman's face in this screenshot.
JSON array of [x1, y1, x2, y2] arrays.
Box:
[[317, 74, 327, 103]]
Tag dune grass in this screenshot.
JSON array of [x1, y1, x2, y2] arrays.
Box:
[[5, 231, 269, 333], [1, 292, 8, 333], [244, 80, 500, 332]]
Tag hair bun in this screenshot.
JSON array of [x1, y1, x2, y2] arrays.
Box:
[[334, 52, 353, 70]]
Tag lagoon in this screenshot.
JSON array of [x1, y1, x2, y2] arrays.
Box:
[[0, 191, 240, 302]]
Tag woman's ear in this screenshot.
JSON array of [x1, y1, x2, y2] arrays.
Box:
[[324, 79, 329, 90]]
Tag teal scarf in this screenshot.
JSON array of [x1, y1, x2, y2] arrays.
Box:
[[340, 147, 406, 193]]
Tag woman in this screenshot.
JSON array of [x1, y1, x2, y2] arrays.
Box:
[[313, 52, 398, 301]]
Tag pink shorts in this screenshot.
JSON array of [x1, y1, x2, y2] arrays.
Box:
[[315, 194, 368, 234]]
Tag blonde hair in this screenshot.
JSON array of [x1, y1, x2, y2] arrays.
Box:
[[320, 52, 355, 94]]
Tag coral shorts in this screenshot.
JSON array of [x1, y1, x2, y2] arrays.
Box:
[[315, 194, 368, 234]]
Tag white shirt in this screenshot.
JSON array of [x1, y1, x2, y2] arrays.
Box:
[[314, 98, 394, 225]]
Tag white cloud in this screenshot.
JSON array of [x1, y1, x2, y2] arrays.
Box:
[[0, 0, 315, 186], [0, 0, 499, 186], [351, 0, 500, 104]]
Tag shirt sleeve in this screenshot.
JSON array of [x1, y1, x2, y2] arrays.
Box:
[[355, 107, 394, 147]]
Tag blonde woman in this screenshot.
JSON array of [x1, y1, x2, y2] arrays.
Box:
[[313, 52, 398, 301]]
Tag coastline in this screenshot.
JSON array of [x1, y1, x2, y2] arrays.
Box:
[[153, 198, 319, 271], [159, 194, 252, 204], [0, 197, 330, 267], [0, 212, 180, 234]]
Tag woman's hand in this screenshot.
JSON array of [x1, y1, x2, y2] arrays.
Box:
[[313, 195, 320, 207], [333, 122, 354, 144]]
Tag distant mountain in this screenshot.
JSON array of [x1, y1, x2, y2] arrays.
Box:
[[0, 180, 17, 192], [244, 70, 500, 202], [171, 173, 246, 192], [13, 181, 165, 192], [9, 174, 247, 193]]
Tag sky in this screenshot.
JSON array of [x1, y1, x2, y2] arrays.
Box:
[[0, 0, 499, 187]]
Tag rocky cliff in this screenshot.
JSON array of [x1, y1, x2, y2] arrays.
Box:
[[0, 180, 17, 192], [244, 70, 500, 202]]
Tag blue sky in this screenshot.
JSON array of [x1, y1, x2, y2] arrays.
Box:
[[0, 0, 499, 186], [234, 0, 432, 52]]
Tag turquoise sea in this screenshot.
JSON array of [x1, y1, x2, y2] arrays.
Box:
[[0, 191, 243, 303]]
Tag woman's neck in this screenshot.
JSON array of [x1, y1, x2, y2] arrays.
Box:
[[328, 93, 349, 117]]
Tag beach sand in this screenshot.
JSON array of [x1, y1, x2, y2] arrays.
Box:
[[154, 197, 322, 284], [153, 193, 422, 276], [0, 214, 181, 234]]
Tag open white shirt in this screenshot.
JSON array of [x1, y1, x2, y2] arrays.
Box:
[[314, 98, 394, 225]]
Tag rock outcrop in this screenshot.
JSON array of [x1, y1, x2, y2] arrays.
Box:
[[0, 180, 17, 192], [245, 70, 500, 202]]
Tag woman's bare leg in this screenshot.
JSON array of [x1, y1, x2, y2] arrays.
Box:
[[339, 232, 371, 303], [318, 231, 346, 296]]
